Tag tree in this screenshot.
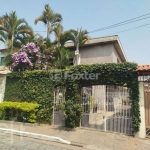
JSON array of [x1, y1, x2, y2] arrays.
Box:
[[11, 42, 40, 71], [53, 47, 73, 69], [53, 24, 63, 43], [34, 36, 55, 70], [68, 28, 90, 46], [0, 11, 33, 53], [53, 24, 73, 47], [34, 4, 62, 40]]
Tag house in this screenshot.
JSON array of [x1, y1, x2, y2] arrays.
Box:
[[137, 65, 150, 138], [62, 35, 134, 135], [65, 35, 129, 111], [0, 49, 6, 66], [65, 35, 127, 64]]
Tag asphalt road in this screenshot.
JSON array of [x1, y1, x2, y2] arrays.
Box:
[[0, 133, 86, 150]]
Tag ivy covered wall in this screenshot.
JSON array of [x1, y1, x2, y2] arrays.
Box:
[[4, 62, 140, 133]]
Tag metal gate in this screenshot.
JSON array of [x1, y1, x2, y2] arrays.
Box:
[[81, 85, 132, 135], [53, 86, 65, 126], [144, 82, 150, 137]]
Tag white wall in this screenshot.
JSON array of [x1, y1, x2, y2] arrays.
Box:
[[112, 45, 122, 63], [135, 82, 146, 138], [70, 43, 123, 64], [79, 44, 114, 64], [0, 75, 6, 103]]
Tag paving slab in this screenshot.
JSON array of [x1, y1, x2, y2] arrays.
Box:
[[0, 121, 150, 150]]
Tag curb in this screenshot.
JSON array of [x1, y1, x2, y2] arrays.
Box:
[[0, 120, 49, 127], [0, 128, 71, 145]]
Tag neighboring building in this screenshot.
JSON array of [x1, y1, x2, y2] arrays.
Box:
[[65, 35, 127, 64], [0, 49, 6, 66], [0, 67, 10, 103], [136, 65, 150, 138]]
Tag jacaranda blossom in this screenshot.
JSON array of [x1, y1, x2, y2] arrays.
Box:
[[12, 52, 32, 68], [11, 42, 40, 69]]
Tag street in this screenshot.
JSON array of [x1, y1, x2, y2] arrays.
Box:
[[0, 134, 86, 150]]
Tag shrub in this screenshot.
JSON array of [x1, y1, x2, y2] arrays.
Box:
[[0, 101, 39, 123], [36, 108, 53, 124], [64, 100, 83, 128]]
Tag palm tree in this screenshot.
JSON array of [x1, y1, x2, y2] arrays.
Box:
[[53, 24, 63, 43], [19, 33, 40, 45], [34, 4, 62, 40], [0, 11, 33, 53], [68, 28, 90, 46], [53, 24, 72, 46], [65, 28, 90, 65]]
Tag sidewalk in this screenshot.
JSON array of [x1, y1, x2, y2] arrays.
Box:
[[0, 121, 150, 150]]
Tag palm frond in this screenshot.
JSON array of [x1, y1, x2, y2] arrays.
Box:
[[0, 26, 7, 32], [34, 15, 47, 25], [53, 24, 63, 42], [0, 30, 7, 43], [50, 13, 62, 26], [0, 11, 34, 53], [16, 18, 28, 28], [0, 17, 5, 26], [67, 28, 90, 46], [35, 4, 62, 39], [17, 25, 33, 36]]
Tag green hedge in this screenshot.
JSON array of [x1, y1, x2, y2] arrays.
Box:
[[0, 102, 39, 123], [64, 100, 83, 128], [4, 62, 140, 133], [5, 70, 57, 124]]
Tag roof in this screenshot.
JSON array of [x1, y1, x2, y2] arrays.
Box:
[[137, 65, 150, 76], [65, 35, 127, 62], [137, 65, 150, 71]]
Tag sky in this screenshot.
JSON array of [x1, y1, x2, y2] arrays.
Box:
[[0, 0, 150, 65]]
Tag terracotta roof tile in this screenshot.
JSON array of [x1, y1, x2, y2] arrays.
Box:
[[137, 65, 150, 71]]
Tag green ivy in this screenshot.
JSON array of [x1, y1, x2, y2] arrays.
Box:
[[4, 62, 140, 133], [63, 100, 83, 128]]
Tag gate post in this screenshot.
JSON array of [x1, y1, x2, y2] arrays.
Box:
[[135, 82, 146, 138]]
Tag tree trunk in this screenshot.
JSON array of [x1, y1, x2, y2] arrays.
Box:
[[11, 35, 14, 53], [47, 22, 50, 40], [47, 24, 49, 40]]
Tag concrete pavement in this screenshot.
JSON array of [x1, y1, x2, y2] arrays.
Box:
[[0, 121, 150, 150], [0, 134, 86, 150]]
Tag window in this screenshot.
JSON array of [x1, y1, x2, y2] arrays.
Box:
[[0, 57, 5, 66]]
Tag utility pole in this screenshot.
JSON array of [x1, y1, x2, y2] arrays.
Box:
[[74, 28, 80, 65]]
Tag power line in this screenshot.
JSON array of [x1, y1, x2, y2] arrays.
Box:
[[33, 13, 150, 34], [104, 22, 150, 36], [88, 13, 150, 33], [34, 31, 47, 32], [1, 24, 149, 45]]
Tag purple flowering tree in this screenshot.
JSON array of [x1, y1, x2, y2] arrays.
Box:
[[35, 36, 55, 70], [11, 39, 56, 71], [11, 43, 40, 71]]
